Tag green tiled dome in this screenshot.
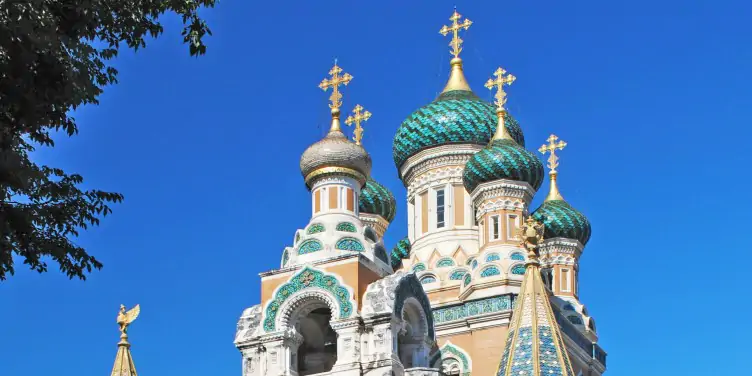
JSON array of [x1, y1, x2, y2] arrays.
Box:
[[390, 237, 411, 270], [392, 90, 525, 169], [462, 139, 544, 193], [532, 200, 592, 245], [359, 178, 397, 223]]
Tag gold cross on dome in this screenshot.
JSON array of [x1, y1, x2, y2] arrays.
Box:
[[345, 104, 372, 145], [439, 8, 473, 58], [538, 134, 568, 173], [319, 63, 353, 111], [485, 67, 516, 110]]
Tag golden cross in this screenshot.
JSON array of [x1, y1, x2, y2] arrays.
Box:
[[538, 134, 568, 173], [345, 104, 371, 145], [319, 63, 353, 111], [484, 67, 516, 110], [439, 8, 473, 58]]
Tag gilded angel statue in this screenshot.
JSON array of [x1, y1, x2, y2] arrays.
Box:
[[117, 304, 141, 334]]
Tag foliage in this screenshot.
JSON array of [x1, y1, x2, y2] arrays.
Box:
[[0, 0, 215, 280]]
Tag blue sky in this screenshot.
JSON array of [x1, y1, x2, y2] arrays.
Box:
[[1, 1, 750, 375]]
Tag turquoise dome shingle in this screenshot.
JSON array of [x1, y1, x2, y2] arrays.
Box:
[[393, 90, 525, 169], [359, 178, 397, 223], [462, 139, 544, 193], [532, 200, 592, 245], [390, 237, 411, 269]]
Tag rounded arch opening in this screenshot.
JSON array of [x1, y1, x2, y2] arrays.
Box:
[[285, 297, 338, 376], [397, 298, 430, 369]]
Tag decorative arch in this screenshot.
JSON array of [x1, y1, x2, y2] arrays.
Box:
[[262, 267, 354, 332], [307, 223, 325, 234], [420, 275, 437, 284], [336, 222, 357, 233], [485, 253, 501, 262], [298, 239, 323, 255], [509, 252, 525, 261], [436, 258, 456, 268], [281, 248, 290, 267], [465, 257, 475, 266], [412, 263, 427, 272], [567, 315, 584, 325], [430, 341, 472, 376], [394, 273, 435, 338], [510, 264, 526, 275], [463, 274, 471, 286], [480, 265, 501, 278], [449, 268, 468, 280], [335, 237, 364, 251]]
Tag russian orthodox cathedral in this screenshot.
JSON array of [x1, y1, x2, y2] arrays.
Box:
[[104, 8, 608, 376]]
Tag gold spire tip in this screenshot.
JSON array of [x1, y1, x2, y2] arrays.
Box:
[[485, 67, 516, 141], [319, 62, 353, 132], [538, 134, 567, 201], [345, 104, 371, 146]]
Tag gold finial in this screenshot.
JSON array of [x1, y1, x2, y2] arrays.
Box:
[[116, 304, 141, 345], [518, 217, 545, 261], [319, 62, 353, 132], [538, 134, 568, 201], [439, 8, 473, 59], [484, 67, 517, 141], [345, 104, 371, 145]]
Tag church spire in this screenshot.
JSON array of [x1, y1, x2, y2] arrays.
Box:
[[497, 218, 576, 376], [538, 134, 568, 201], [110, 304, 140, 376], [439, 8, 473, 93]]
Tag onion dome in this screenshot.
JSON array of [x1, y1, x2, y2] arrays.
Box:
[[300, 109, 372, 189], [390, 237, 411, 270], [392, 57, 525, 170], [462, 111, 544, 193], [531, 134, 592, 245], [532, 175, 592, 246], [359, 177, 397, 223]]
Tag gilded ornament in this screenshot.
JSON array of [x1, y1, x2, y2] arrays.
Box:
[[117, 304, 140, 337], [439, 8, 473, 58], [319, 63, 353, 112], [518, 217, 545, 260], [345, 104, 371, 145]]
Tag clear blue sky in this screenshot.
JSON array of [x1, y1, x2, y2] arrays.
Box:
[[1, 1, 749, 375]]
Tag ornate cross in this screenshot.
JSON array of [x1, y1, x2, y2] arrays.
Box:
[[439, 8, 473, 58], [319, 63, 353, 111], [484, 67, 516, 110], [538, 134, 568, 173], [345, 104, 371, 145]]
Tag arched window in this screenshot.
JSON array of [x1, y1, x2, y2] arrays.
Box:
[[335, 237, 364, 251], [297, 307, 337, 375], [588, 318, 597, 332], [306, 223, 325, 234], [335, 222, 357, 233], [436, 258, 455, 268], [510, 252, 525, 261], [463, 274, 471, 286], [480, 266, 501, 278], [281, 249, 290, 267], [465, 257, 475, 266], [412, 263, 426, 272], [563, 303, 576, 311], [567, 315, 584, 325], [420, 275, 437, 284], [471, 259, 478, 269], [398, 300, 429, 369], [298, 239, 323, 255], [485, 253, 500, 262], [511, 264, 526, 275]]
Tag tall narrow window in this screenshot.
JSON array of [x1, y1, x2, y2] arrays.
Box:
[[561, 268, 571, 292], [490, 215, 500, 240], [436, 189, 445, 228]]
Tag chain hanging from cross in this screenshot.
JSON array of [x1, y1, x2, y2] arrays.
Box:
[[319, 63, 353, 111], [439, 8, 473, 58], [484, 67, 516, 110], [345, 104, 371, 145], [538, 134, 567, 173]]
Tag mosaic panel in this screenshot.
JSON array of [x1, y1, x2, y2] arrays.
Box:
[[432, 295, 513, 324], [537, 326, 564, 375], [509, 327, 534, 376], [335, 237, 364, 252], [436, 258, 456, 268], [463, 274, 472, 287], [421, 276, 437, 284], [413, 263, 427, 272], [511, 264, 526, 275], [263, 267, 352, 332], [430, 343, 471, 375], [485, 253, 501, 262], [449, 269, 467, 280], [510, 252, 525, 261], [335, 222, 357, 233], [297, 239, 323, 255], [306, 223, 325, 234], [480, 266, 501, 278]]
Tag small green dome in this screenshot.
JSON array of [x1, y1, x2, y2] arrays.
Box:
[[392, 90, 525, 169], [462, 139, 545, 193], [359, 178, 397, 223], [532, 200, 592, 245], [390, 237, 411, 270]]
